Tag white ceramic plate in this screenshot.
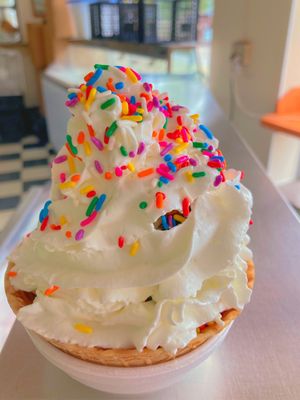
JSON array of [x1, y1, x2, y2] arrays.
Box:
[[27, 323, 233, 395]]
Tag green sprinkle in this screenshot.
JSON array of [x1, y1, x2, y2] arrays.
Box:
[[106, 121, 118, 137], [217, 168, 222, 171], [139, 201, 148, 209], [120, 146, 128, 156], [94, 64, 109, 70], [163, 118, 168, 129], [66, 134, 78, 155], [100, 98, 116, 110], [157, 181, 163, 188], [86, 197, 98, 217], [193, 142, 206, 149], [192, 171, 206, 178]]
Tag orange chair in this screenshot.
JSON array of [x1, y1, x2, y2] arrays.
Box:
[[261, 87, 300, 137]]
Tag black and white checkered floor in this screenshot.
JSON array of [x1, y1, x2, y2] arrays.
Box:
[[0, 136, 55, 232]]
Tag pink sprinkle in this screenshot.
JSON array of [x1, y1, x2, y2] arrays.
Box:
[[129, 151, 135, 158], [94, 160, 103, 174], [214, 175, 222, 187], [118, 66, 126, 72], [137, 142, 145, 155], [143, 82, 151, 92], [59, 173, 66, 183], [65, 98, 78, 107], [159, 163, 170, 172], [91, 136, 104, 151], [167, 214, 173, 227], [176, 155, 189, 164], [189, 158, 198, 166], [80, 211, 97, 227], [181, 127, 189, 143], [75, 229, 84, 241], [131, 68, 142, 80], [115, 166, 123, 177], [172, 105, 181, 111], [202, 150, 214, 157], [54, 155, 67, 164], [208, 145, 214, 151], [160, 143, 173, 157], [159, 141, 168, 148], [147, 101, 154, 112], [156, 168, 174, 181]]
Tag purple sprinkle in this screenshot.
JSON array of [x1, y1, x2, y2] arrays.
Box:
[[208, 145, 214, 151], [171, 105, 181, 111], [137, 142, 145, 155], [214, 175, 222, 187], [65, 98, 78, 107], [143, 82, 151, 92], [54, 155, 67, 164], [167, 214, 173, 228], [75, 229, 84, 241], [129, 151, 135, 158], [94, 160, 103, 174], [153, 96, 160, 108], [160, 143, 174, 157], [91, 136, 104, 151], [189, 158, 198, 166]]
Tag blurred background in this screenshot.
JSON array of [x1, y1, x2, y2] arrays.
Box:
[[0, 0, 299, 236]]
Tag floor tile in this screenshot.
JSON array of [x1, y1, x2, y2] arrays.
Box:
[[0, 209, 14, 231], [0, 171, 20, 182], [23, 179, 50, 192], [0, 180, 22, 197], [22, 147, 49, 161], [0, 159, 22, 173], [21, 165, 51, 182], [23, 159, 49, 168], [21, 135, 39, 145], [0, 143, 22, 156], [0, 153, 20, 161], [0, 196, 20, 210]]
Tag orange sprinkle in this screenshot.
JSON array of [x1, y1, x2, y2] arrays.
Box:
[[8, 271, 17, 277], [71, 174, 81, 182], [105, 172, 113, 180], [137, 168, 154, 178], [140, 92, 151, 101], [65, 143, 75, 157], [44, 285, 60, 296], [156, 192, 166, 208], [106, 78, 115, 91], [84, 71, 94, 82], [65, 231, 72, 238], [117, 93, 127, 102], [77, 131, 85, 144], [158, 129, 165, 141], [87, 124, 95, 137], [152, 130, 157, 138], [50, 224, 61, 230]]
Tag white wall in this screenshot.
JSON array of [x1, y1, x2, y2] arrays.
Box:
[[210, 0, 293, 167]]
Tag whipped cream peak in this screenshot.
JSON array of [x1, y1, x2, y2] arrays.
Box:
[[9, 65, 253, 353]]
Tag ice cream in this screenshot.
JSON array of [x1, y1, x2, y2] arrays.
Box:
[[8, 65, 253, 354]]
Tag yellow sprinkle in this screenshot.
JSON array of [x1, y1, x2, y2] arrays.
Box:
[[121, 115, 143, 122], [60, 215, 68, 225], [185, 171, 194, 183], [175, 137, 183, 143], [173, 142, 189, 154], [80, 185, 94, 194], [136, 107, 144, 114], [83, 141, 92, 156], [68, 156, 76, 174], [190, 113, 199, 121], [127, 162, 135, 172], [173, 214, 186, 223], [59, 181, 76, 190], [122, 101, 129, 115], [126, 67, 138, 83], [80, 84, 87, 92], [176, 125, 182, 131], [130, 240, 140, 256], [74, 323, 93, 334], [84, 87, 97, 111]]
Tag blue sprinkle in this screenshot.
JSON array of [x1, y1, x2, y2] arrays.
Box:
[[172, 217, 177, 226], [130, 96, 136, 104], [95, 194, 107, 211], [44, 200, 52, 209], [87, 68, 103, 86], [199, 124, 214, 140], [164, 154, 172, 162], [115, 82, 124, 90], [234, 184, 241, 190], [39, 208, 48, 223], [159, 176, 169, 184], [210, 155, 224, 161], [161, 215, 169, 230], [167, 161, 177, 172], [97, 86, 107, 93], [67, 93, 77, 100]]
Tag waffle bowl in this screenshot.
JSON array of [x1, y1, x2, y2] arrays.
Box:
[[5, 260, 254, 368]]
